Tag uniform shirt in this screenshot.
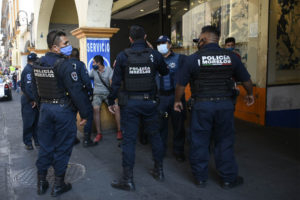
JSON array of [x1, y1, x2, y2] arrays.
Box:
[[108, 39, 169, 106], [177, 43, 250, 87], [159, 52, 186, 91], [20, 63, 34, 104], [89, 67, 113, 95], [69, 58, 93, 95], [32, 52, 89, 119]]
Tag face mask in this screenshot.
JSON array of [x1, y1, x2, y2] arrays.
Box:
[[226, 47, 235, 51], [92, 65, 98, 70], [157, 44, 169, 54], [60, 45, 73, 56]]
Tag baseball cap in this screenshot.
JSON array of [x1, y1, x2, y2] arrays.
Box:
[[27, 53, 38, 61], [156, 35, 171, 43]]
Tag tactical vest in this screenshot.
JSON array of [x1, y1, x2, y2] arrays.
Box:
[[190, 49, 235, 97], [159, 53, 180, 91], [32, 59, 66, 99], [124, 48, 156, 92]]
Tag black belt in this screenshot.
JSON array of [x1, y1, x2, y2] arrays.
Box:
[[40, 98, 66, 104], [194, 96, 232, 102], [128, 94, 155, 100], [159, 89, 174, 96]]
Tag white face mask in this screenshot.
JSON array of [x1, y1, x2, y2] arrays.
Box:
[[157, 44, 169, 54]]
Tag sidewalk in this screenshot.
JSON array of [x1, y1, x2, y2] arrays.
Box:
[[0, 91, 299, 200]]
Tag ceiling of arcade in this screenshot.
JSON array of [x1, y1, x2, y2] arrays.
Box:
[[50, 0, 79, 25]]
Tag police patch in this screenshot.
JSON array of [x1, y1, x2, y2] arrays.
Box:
[[71, 72, 78, 81], [26, 73, 31, 80], [169, 62, 176, 69]]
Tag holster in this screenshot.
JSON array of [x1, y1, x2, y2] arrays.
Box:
[[186, 98, 194, 111], [118, 92, 128, 106]]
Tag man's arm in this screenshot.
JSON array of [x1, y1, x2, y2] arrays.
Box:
[[242, 79, 255, 106], [232, 54, 255, 106], [108, 54, 123, 106], [174, 84, 186, 112], [60, 61, 89, 119], [155, 51, 169, 76], [79, 62, 93, 93]]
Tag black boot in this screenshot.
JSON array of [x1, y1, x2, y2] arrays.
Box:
[[149, 162, 164, 182], [74, 137, 80, 145], [111, 168, 135, 191], [51, 174, 72, 197], [37, 173, 49, 195], [83, 132, 96, 147]]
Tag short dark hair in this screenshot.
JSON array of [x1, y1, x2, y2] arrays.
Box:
[[225, 37, 236, 44], [129, 25, 146, 41], [47, 30, 66, 49], [71, 48, 80, 60], [93, 55, 104, 66], [201, 25, 220, 37]]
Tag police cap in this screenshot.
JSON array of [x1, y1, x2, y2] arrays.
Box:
[[27, 53, 38, 61], [157, 35, 171, 43]]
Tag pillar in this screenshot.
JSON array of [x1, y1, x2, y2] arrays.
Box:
[[71, 27, 119, 133]]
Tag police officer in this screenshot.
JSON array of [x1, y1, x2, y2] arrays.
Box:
[[32, 30, 89, 197], [69, 48, 96, 147], [20, 53, 39, 150], [156, 35, 186, 162], [174, 26, 255, 189], [108, 25, 169, 191]]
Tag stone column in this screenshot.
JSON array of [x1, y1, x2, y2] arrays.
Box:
[[71, 27, 119, 133]]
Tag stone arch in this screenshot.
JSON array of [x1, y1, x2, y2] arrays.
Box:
[[34, 0, 113, 50]]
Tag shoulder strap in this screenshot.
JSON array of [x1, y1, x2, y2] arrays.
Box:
[[96, 70, 111, 92]]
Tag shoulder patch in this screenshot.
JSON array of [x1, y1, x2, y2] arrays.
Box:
[[26, 73, 31, 80], [71, 72, 78, 81]]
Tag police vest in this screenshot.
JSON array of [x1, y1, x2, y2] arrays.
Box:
[[124, 48, 156, 92], [32, 59, 66, 99], [159, 53, 180, 91], [190, 48, 235, 97]]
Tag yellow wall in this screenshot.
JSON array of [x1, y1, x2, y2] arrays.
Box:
[[50, 0, 78, 24]]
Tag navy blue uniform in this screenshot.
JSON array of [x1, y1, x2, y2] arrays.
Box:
[[108, 40, 169, 170], [20, 63, 39, 146], [69, 58, 93, 134], [33, 52, 89, 176], [177, 43, 250, 183], [158, 52, 186, 155]]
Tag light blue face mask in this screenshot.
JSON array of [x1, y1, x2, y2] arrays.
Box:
[[226, 47, 234, 51], [157, 44, 169, 54], [60, 45, 73, 56]]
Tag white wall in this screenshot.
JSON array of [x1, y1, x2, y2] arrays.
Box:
[[267, 85, 300, 111]]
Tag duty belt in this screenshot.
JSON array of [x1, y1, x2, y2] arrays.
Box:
[[40, 98, 66, 104], [194, 96, 232, 102], [159, 89, 174, 96], [128, 93, 155, 100]]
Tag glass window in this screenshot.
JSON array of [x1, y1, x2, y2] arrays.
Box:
[[171, 0, 260, 83], [268, 0, 300, 85]]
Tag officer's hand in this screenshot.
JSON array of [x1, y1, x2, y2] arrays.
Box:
[[108, 105, 116, 114], [79, 119, 87, 126], [31, 101, 37, 108], [245, 94, 255, 106], [174, 101, 183, 112]]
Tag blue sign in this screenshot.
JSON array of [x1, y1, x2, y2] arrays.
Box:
[[86, 38, 110, 72]]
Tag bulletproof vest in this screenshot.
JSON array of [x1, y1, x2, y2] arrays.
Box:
[[124, 48, 156, 92], [32, 59, 66, 99], [159, 53, 180, 91], [191, 48, 235, 97]]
